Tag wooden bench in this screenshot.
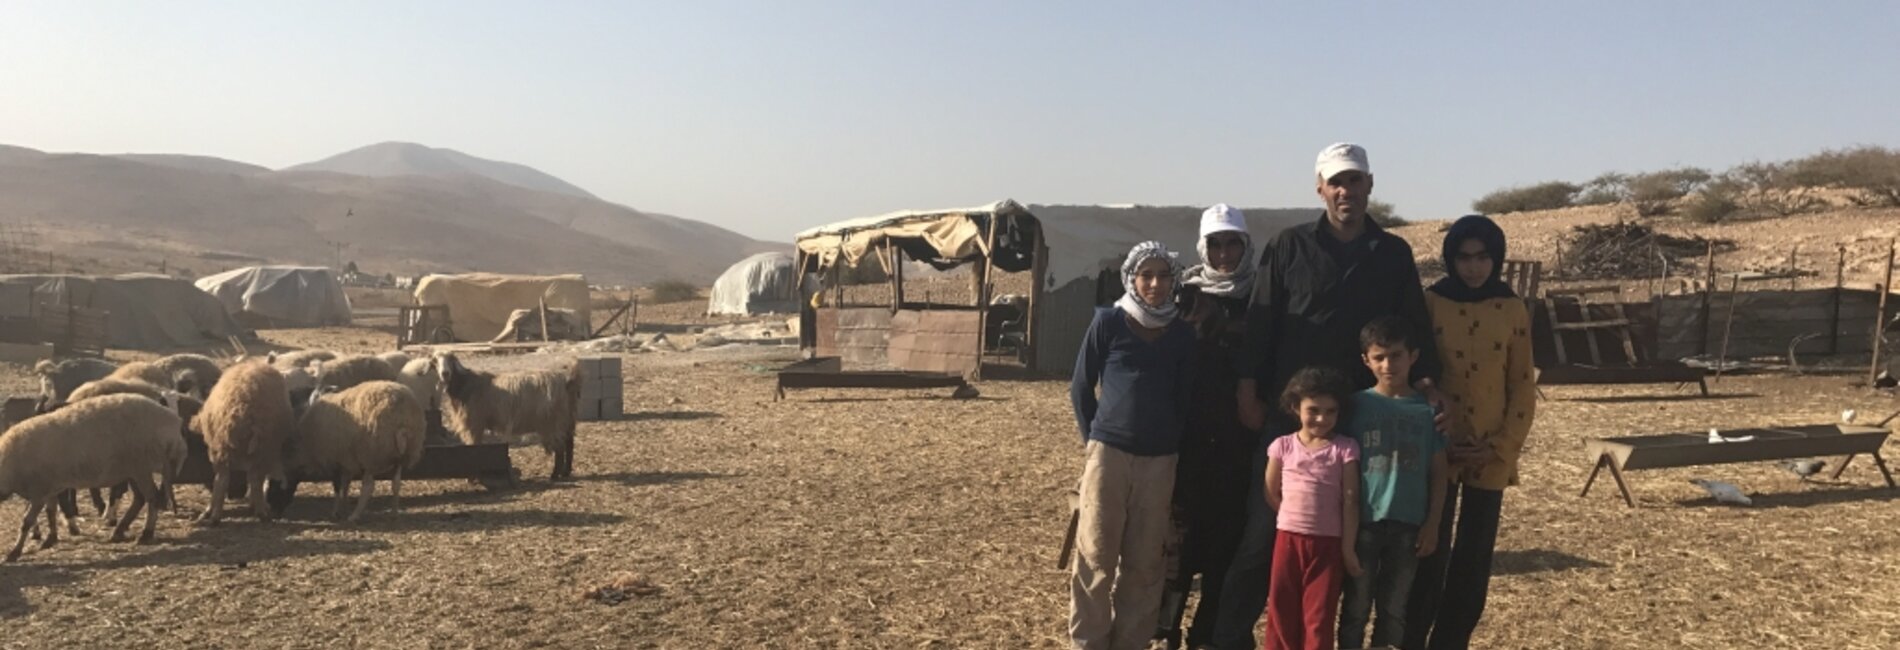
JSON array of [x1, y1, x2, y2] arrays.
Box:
[[1581, 424, 1895, 506]]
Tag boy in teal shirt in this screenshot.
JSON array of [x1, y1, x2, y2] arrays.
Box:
[[1339, 316, 1449, 649]]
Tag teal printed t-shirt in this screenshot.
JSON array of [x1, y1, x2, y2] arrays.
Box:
[[1345, 388, 1444, 525]]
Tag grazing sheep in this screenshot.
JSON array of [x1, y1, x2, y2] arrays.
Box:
[[282, 366, 316, 394], [104, 361, 172, 389], [397, 356, 440, 410], [315, 355, 401, 391], [290, 381, 427, 522], [32, 358, 118, 405], [0, 393, 186, 561], [268, 349, 336, 370], [152, 353, 223, 398], [374, 351, 413, 371], [64, 378, 169, 405], [191, 361, 295, 525], [436, 353, 582, 479]]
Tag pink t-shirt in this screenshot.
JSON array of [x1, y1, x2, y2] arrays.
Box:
[[1269, 433, 1361, 537]]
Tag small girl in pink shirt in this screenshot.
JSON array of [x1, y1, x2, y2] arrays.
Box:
[[1264, 366, 1363, 650]]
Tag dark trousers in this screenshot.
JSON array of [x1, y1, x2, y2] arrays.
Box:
[[1403, 484, 1503, 650], [1211, 433, 1279, 649], [1154, 450, 1248, 647], [1339, 520, 1421, 649]]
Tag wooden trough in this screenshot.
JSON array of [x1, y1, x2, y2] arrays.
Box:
[[774, 356, 975, 401], [1582, 424, 1895, 506]]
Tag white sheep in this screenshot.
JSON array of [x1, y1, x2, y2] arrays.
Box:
[[32, 358, 117, 405], [104, 361, 172, 389], [397, 356, 440, 410], [53, 378, 177, 524], [190, 361, 295, 524], [314, 355, 400, 391], [435, 352, 582, 479], [0, 393, 186, 562], [374, 351, 413, 372], [290, 381, 427, 522], [268, 349, 337, 370], [152, 353, 223, 399]]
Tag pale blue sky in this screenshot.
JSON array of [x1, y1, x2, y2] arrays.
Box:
[[3, 1, 1896, 241]]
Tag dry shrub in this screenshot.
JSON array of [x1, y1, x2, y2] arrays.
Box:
[[1785, 145, 1900, 208], [1368, 199, 1407, 227], [647, 279, 700, 304], [1473, 181, 1579, 215], [1627, 167, 1711, 217]]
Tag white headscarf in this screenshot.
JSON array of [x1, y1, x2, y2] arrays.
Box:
[[1114, 241, 1181, 329], [1182, 204, 1256, 298]]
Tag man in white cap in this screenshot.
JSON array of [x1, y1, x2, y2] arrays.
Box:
[[1211, 143, 1443, 650]]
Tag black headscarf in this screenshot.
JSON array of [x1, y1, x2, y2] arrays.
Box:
[[1429, 214, 1517, 303]]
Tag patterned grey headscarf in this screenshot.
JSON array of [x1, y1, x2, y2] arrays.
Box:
[[1115, 240, 1180, 328]]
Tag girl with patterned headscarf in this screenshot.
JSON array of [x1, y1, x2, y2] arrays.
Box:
[[1069, 241, 1198, 649]]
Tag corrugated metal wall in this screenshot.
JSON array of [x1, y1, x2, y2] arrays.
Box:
[[1032, 275, 1105, 376]]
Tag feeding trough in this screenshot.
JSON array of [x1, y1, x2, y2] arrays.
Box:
[[1581, 424, 1895, 506]]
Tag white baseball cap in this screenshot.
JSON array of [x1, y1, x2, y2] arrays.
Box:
[[1200, 204, 1248, 238], [1315, 142, 1371, 181]]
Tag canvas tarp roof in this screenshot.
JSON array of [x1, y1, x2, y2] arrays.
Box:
[[413, 273, 590, 342], [0, 273, 246, 349], [195, 266, 352, 327], [793, 199, 1313, 290], [707, 252, 802, 316]]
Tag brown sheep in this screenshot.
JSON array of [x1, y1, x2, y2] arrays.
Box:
[[291, 381, 427, 522], [314, 355, 400, 391], [104, 361, 172, 389], [0, 394, 186, 561], [190, 361, 295, 524], [152, 353, 223, 398], [436, 353, 582, 479]]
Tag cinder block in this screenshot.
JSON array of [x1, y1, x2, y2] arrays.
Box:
[[577, 399, 602, 421], [600, 396, 623, 420]]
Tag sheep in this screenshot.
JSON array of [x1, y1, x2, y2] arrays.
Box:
[[288, 381, 427, 522], [374, 351, 413, 371], [190, 361, 295, 524], [152, 353, 223, 399], [0, 393, 186, 562], [268, 349, 336, 370], [314, 355, 401, 392], [31, 358, 117, 405], [282, 366, 316, 394], [436, 352, 582, 479], [104, 361, 172, 389], [64, 377, 170, 405], [397, 356, 440, 410]]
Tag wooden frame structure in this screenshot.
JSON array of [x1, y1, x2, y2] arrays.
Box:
[[397, 305, 454, 348], [1581, 424, 1894, 506], [1537, 285, 1708, 395], [1501, 259, 1543, 298]]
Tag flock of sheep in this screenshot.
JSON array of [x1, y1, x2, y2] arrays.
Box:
[[2, 347, 585, 562]]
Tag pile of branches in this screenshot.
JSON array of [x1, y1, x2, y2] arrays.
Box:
[[1557, 221, 1734, 280]]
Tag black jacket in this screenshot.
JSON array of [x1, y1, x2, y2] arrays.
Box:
[[1237, 213, 1442, 407]]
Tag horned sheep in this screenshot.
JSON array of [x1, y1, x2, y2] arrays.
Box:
[[289, 381, 427, 522], [436, 352, 582, 479], [0, 393, 186, 561], [190, 361, 295, 524]]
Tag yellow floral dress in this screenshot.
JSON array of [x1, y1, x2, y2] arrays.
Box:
[[1426, 292, 1537, 489]]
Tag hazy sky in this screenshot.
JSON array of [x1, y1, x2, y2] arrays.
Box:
[[4, 1, 1897, 241]]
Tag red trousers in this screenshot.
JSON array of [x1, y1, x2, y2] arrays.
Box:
[[1264, 530, 1342, 650]]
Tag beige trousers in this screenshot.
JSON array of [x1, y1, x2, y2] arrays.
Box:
[[1070, 440, 1178, 650]]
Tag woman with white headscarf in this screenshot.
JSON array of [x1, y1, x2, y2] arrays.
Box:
[[1070, 241, 1198, 650], [1151, 205, 1261, 649]]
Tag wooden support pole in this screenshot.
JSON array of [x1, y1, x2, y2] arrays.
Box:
[[1872, 242, 1895, 386], [1698, 241, 1717, 355], [1025, 219, 1046, 371], [538, 298, 551, 343], [1716, 276, 1741, 383], [1788, 245, 1799, 291], [1831, 246, 1846, 354]]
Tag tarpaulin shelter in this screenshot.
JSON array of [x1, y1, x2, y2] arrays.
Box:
[[413, 273, 590, 342], [792, 200, 1310, 375], [0, 273, 245, 349], [707, 252, 801, 316], [195, 266, 352, 328]]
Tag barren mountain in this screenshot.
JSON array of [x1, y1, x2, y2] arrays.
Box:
[[284, 141, 597, 199], [0, 144, 783, 285]]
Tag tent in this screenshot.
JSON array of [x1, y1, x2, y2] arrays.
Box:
[[0, 273, 246, 349], [413, 273, 590, 342], [707, 252, 801, 316], [793, 200, 1313, 375], [195, 266, 353, 328]]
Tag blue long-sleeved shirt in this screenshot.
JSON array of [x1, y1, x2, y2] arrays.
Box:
[[1071, 307, 1197, 456]]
